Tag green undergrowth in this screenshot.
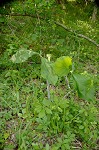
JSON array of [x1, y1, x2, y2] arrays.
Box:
[[0, 0, 99, 149]]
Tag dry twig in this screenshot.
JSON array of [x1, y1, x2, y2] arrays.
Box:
[[55, 22, 99, 47]]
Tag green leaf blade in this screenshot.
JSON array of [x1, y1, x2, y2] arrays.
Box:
[[53, 56, 72, 77], [72, 73, 95, 101], [41, 57, 58, 85], [11, 48, 38, 63]]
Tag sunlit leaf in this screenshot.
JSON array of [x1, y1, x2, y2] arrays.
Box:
[[72, 73, 95, 101], [4, 133, 10, 140], [11, 48, 39, 63], [38, 110, 45, 118], [41, 57, 58, 85], [53, 56, 72, 77], [43, 99, 51, 106], [45, 108, 52, 114], [46, 143, 50, 150]]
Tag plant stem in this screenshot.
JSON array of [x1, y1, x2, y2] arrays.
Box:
[[47, 80, 50, 100], [65, 76, 70, 89]]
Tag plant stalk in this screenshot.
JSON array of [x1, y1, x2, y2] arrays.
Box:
[[65, 76, 70, 89], [47, 80, 50, 100]]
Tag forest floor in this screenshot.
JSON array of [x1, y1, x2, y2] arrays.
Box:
[[0, 1, 99, 150]]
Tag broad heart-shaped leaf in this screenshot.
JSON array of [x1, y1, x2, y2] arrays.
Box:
[[53, 56, 72, 77], [11, 48, 39, 63], [41, 58, 58, 85], [72, 73, 95, 101]]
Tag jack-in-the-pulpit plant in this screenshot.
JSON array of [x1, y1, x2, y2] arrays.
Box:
[[11, 48, 95, 101]]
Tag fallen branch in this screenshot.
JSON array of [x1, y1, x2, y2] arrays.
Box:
[[0, 13, 44, 20], [1, 13, 99, 47], [55, 21, 99, 47]]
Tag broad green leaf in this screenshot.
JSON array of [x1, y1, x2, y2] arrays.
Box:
[[43, 99, 51, 106], [46, 143, 50, 150], [41, 57, 58, 85], [31, 34, 38, 41], [38, 110, 45, 118], [79, 125, 84, 129], [53, 56, 72, 77], [11, 48, 39, 63], [4, 133, 10, 140], [72, 73, 95, 101], [45, 108, 52, 114]]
